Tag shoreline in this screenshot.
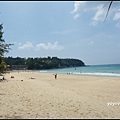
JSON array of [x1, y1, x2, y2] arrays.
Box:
[[7, 69, 120, 79], [34, 70, 120, 78], [0, 71, 120, 118]]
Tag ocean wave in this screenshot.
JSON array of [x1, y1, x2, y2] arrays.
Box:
[[39, 70, 48, 73], [73, 72, 120, 77], [36, 70, 120, 77]]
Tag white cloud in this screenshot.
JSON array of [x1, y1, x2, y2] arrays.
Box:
[[115, 21, 120, 28], [73, 13, 80, 19], [71, 2, 108, 22], [92, 5, 106, 22], [17, 41, 63, 51], [71, 1, 86, 14], [112, 9, 120, 28], [113, 11, 120, 20], [35, 41, 63, 51], [70, 1, 120, 28], [71, 1, 80, 14], [71, 1, 86, 19], [91, 3, 120, 27], [18, 42, 34, 50], [91, 21, 98, 26]]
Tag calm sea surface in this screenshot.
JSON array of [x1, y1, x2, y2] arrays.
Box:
[[34, 64, 120, 77]]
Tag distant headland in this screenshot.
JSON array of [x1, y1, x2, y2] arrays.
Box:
[[4, 56, 85, 70]]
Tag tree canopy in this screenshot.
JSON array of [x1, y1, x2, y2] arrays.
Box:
[[0, 23, 13, 56], [0, 23, 13, 73], [4, 56, 85, 70]]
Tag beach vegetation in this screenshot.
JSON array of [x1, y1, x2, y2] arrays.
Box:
[[0, 23, 13, 72], [0, 23, 13, 56], [0, 56, 7, 73], [4, 56, 85, 70]]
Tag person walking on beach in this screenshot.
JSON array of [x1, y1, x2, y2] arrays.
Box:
[[55, 74, 57, 79]]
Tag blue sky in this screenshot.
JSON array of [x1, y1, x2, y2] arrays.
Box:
[[0, 1, 120, 65]]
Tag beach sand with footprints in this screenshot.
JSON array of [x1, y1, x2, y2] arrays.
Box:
[[0, 71, 120, 119]]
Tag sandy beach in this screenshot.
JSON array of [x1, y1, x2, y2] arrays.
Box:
[[0, 71, 120, 119]]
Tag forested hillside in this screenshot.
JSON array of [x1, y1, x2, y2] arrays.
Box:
[[4, 56, 85, 70]]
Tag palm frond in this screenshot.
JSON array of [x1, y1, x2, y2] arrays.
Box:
[[98, 1, 110, 13], [104, 1, 113, 22]]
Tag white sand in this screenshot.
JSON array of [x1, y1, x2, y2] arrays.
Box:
[[0, 71, 120, 118]]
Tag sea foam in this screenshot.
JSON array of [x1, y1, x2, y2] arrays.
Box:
[[73, 72, 120, 77]]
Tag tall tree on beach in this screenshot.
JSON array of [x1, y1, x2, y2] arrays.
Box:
[[0, 23, 13, 72], [0, 23, 13, 56]]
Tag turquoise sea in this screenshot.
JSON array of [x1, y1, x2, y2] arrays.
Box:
[[36, 64, 120, 77]]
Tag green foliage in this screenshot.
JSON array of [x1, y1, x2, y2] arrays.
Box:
[[0, 56, 7, 72], [4, 56, 85, 70], [0, 23, 13, 72], [0, 24, 13, 56]]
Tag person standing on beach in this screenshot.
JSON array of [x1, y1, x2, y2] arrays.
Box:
[[55, 74, 57, 79]]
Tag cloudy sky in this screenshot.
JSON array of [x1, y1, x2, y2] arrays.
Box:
[[0, 1, 120, 65]]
